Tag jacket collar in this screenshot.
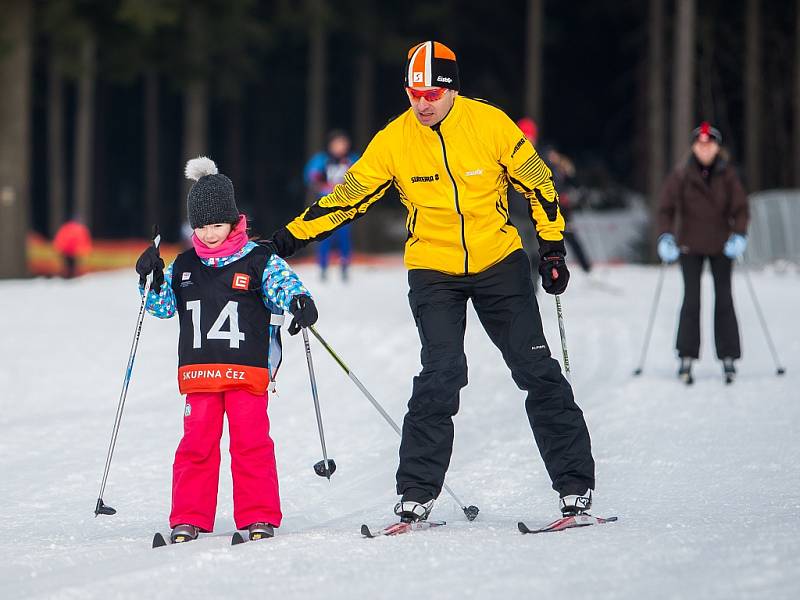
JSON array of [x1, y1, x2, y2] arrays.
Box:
[[409, 94, 464, 136], [687, 154, 727, 178]]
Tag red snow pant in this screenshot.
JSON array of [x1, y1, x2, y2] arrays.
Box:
[[170, 389, 282, 531]]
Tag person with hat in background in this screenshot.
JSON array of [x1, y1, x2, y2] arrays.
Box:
[[264, 41, 596, 523], [304, 130, 359, 281], [134, 157, 320, 543], [656, 122, 750, 384]]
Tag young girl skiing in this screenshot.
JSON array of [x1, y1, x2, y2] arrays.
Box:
[[135, 157, 319, 543]]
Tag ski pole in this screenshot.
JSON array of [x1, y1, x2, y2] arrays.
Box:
[[738, 261, 786, 376], [554, 295, 572, 383], [94, 229, 160, 516], [633, 262, 667, 376], [308, 325, 480, 521], [301, 327, 336, 479]]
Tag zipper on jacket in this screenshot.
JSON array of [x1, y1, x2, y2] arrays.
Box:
[[433, 124, 468, 275]]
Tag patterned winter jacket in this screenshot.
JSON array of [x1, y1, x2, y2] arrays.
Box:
[[140, 241, 311, 386]]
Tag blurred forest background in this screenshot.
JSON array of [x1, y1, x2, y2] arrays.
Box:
[[0, 0, 798, 277]]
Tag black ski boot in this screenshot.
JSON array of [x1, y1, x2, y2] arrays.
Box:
[[394, 499, 434, 523], [170, 524, 199, 544], [678, 357, 694, 385], [247, 522, 275, 541], [723, 357, 736, 384]]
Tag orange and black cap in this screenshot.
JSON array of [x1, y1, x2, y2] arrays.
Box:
[[404, 41, 460, 91]]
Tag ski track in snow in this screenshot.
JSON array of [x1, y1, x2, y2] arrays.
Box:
[[1, 263, 798, 599]]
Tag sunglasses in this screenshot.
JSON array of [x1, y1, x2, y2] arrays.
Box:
[[406, 87, 447, 102]]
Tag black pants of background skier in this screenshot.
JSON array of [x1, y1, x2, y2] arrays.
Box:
[[677, 254, 741, 359], [396, 249, 596, 503]]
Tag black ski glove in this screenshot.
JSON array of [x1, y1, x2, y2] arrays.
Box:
[[135, 244, 165, 291], [539, 252, 570, 295], [288, 295, 318, 335], [257, 239, 279, 257]]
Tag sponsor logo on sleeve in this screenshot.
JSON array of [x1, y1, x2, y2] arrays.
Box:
[[511, 136, 527, 158]]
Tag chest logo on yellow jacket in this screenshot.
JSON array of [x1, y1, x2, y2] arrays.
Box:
[[411, 174, 440, 183]]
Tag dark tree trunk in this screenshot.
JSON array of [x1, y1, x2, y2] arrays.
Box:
[[671, 0, 695, 166], [73, 35, 96, 228], [795, 0, 800, 186], [744, 0, 761, 191], [0, 0, 32, 278], [181, 8, 209, 221], [353, 48, 375, 153], [647, 0, 666, 262], [305, 0, 326, 171], [144, 68, 160, 233], [226, 99, 243, 196], [182, 78, 209, 219], [523, 0, 543, 124], [47, 58, 65, 237]]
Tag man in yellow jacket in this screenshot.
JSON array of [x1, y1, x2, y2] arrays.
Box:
[[269, 41, 595, 521]]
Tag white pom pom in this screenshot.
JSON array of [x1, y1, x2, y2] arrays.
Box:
[[185, 156, 218, 181]]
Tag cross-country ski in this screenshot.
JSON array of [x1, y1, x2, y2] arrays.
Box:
[[361, 520, 446, 538], [518, 515, 618, 534]]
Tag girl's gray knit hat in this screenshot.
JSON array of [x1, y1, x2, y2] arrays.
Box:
[[185, 157, 239, 228]]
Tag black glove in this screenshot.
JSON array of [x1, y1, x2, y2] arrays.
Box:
[[288, 295, 318, 335], [538, 252, 570, 295], [135, 244, 165, 291], [257, 239, 279, 257]]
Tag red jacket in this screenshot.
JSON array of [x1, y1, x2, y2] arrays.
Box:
[[53, 221, 92, 257]]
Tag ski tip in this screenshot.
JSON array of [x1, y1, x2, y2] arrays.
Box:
[[152, 532, 168, 548], [231, 532, 246, 546], [360, 524, 375, 538], [517, 522, 533, 534]]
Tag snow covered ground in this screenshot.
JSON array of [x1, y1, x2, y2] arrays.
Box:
[[1, 261, 798, 599]]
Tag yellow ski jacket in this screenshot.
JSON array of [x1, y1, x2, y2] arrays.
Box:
[[275, 95, 566, 276]]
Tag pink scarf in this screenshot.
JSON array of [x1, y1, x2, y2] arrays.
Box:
[[192, 214, 249, 259]]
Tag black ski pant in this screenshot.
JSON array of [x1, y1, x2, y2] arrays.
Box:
[[677, 254, 741, 360], [396, 250, 595, 503]]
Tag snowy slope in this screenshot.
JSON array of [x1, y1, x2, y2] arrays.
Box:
[[1, 262, 798, 600]]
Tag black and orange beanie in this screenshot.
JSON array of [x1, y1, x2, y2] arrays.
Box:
[[404, 41, 460, 91]]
